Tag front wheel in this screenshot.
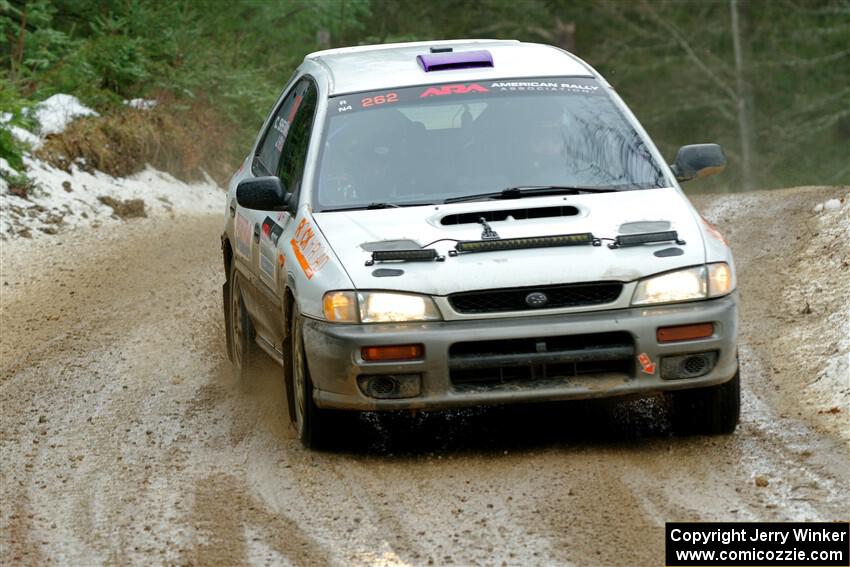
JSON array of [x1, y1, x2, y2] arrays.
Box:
[[290, 304, 331, 449], [667, 369, 740, 435]]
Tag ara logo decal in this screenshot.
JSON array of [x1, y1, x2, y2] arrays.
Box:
[[638, 353, 657, 375], [419, 83, 489, 98]]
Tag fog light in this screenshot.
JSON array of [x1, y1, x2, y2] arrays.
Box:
[[361, 344, 424, 361], [357, 374, 422, 399], [657, 323, 714, 343], [661, 352, 718, 380]]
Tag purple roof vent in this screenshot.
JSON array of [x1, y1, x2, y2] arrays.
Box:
[[417, 49, 494, 72]]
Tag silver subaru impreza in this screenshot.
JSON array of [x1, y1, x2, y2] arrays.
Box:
[[221, 39, 739, 448]]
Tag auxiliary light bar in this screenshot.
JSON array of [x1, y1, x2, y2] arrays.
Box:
[[366, 249, 443, 266], [450, 232, 597, 255]]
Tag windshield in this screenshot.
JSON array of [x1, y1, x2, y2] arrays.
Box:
[[315, 77, 666, 211]]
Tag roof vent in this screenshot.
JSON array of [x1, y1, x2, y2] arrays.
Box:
[[417, 49, 494, 72]]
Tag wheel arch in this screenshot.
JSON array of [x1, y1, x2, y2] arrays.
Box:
[[222, 236, 233, 276], [282, 284, 297, 421], [222, 235, 234, 361]]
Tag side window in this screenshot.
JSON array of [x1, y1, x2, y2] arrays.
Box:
[[254, 78, 313, 177], [276, 80, 318, 202]]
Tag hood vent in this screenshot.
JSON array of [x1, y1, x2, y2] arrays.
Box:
[[618, 220, 671, 234], [360, 239, 421, 251], [440, 205, 579, 226]]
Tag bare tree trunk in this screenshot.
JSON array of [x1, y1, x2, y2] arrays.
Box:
[[11, 6, 27, 79], [528, 17, 576, 54], [730, 0, 756, 191], [338, 0, 346, 46]]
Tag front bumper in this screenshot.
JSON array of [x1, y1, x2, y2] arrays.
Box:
[[302, 294, 738, 411]]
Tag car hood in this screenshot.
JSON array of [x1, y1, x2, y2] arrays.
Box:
[[311, 188, 706, 295]]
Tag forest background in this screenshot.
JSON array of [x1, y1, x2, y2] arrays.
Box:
[[1, 0, 848, 191]]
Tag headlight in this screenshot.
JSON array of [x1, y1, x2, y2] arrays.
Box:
[[360, 292, 442, 323], [707, 262, 734, 297], [631, 263, 734, 306], [322, 291, 442, 323], [323, 291, 358, 322]]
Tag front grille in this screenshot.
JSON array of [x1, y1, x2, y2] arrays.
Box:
[[448, 282, 623, 314], [449, 332, 634, 391]]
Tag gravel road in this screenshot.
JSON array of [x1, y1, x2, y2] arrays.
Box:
[[1, 187, 848, 566]]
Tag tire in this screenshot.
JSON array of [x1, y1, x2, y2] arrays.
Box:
[[668, 368, 740, 435], [228, 264, 254, 379], [290, 304, 331, 449]]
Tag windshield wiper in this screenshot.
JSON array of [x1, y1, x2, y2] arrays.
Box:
[[366, 202, 400, 209], [321, 202, 432, 212], [444, 185, 619, 204]]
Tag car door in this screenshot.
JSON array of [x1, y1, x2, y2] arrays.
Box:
[[239, 77, 319, 354]]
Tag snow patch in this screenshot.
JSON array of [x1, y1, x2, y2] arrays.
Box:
[[0, 157, 17, 176], [773, 190, 850, 442], [1, 111, 41, 147], [798, 198, 850, 421], [823, 198, 843, 211], [695, 187, 849, 441], [10, 124, 40, 146], [34, 94, 99, 136], [813, 195, 847, 214], [124, 98, 157, 110], [2, 93, 224, 240], [1, 155, 224, 240]]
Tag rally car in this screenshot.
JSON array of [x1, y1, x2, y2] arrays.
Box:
[[221, 39, 739, 448]]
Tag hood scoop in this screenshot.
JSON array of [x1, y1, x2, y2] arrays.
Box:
[[440, 205, 579, 226], [360, 239, 421, 251], [618, 220, 671, 234]]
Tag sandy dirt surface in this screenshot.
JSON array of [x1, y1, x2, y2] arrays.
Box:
[[1, 187, 848, 566]]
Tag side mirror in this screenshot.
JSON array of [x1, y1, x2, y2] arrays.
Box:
[[670, 144, 726, 182], [236, 176, 293, 211]]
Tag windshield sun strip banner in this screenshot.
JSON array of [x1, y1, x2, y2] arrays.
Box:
[[331, 77, 605, 115]]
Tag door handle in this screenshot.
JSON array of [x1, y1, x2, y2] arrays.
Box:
[[253, 223, 261, 243]]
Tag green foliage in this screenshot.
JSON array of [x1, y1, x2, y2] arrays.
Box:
[[85, 34, 147, 95], [0, 0, 847, 189], [0, 78, 33, 172], [0, 124, 22, 170]]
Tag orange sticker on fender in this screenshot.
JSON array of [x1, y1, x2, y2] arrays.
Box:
[[290, 217, 329, 279], [290, 239, 313, 279]]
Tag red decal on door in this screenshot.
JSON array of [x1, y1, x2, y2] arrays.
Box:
[[287, 94, 303, 123]]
